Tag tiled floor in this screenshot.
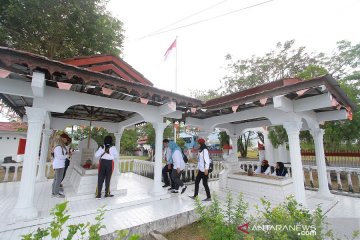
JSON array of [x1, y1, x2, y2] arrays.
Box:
[[0, 173, 359, 240]]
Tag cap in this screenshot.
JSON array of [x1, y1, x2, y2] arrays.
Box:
[[197, 138, 205, 144]]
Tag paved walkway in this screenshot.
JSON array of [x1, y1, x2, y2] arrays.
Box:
[[0, 173, 359, 239]]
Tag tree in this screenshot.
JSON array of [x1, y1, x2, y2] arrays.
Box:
[[220, 40, 323, 94], [71, 126, 114, 147], [238, 131, 255, 157], [0, 0, 125, 59], [120, 129, 138, 155]]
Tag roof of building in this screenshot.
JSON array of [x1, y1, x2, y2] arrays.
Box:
[[0, 122, 27, 132], [0, 47, 355, 124]]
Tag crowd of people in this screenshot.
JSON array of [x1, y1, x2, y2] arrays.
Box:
[[51, 132, 287, 200]]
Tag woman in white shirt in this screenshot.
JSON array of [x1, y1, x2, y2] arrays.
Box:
[[95, 135, 118, 199], [189, 138, 211, 201], [52, 133, 70, 198], [168, 141, 187, 194]]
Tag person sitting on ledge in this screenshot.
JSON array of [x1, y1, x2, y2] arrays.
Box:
[[272, 161, 289, 177], [255, 159, 271, 175]]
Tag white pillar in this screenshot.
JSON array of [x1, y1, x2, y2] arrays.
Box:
[[283, 121, 307, 207], [151, 122, 167, 195], [310, 128, 332, 198], [114, 130, 124, 175], [230, 135, 238, 157], [12, 107, 46, 220], [36, 129, 52, 182], [264, 130, 275, 164]]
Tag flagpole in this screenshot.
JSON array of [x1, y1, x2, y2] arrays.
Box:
[[175, 35, 178, 93]]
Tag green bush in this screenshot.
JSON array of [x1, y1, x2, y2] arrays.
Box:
[[22, 201, 141, 240], [195, 194, 359, 240]]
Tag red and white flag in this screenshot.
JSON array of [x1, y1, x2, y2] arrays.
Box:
[[164, 39, 176, 61]]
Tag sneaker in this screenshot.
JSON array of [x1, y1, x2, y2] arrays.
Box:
[[105, 194, 114, 198], [171, 190, 179, 193], [52, 194, 65, 198], [181, 186, 187, 194], [168, 187, 174, 191], [59, 190, 64, 195], [95, 195, 101, 200], [189, 196, 196, 200], [202, 198, 212, 202], [162, 184, 170, 188]]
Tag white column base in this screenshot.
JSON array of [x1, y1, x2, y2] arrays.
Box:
[[36, 176, 48, 182], [315, 190, 334, 201], [11, 206, 38, 221]]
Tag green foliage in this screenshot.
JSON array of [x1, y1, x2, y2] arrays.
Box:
[[195, 193, 248, 240], [22, 202, 140, 240], [268, 126, 288, 148], [296, 65, 328, 80], [195, 194, 357, 240], [71, 126, 115, 147], [137, 123, 173, 145], [120, 129, 138, 154], [238, 131, 255, 157], [115, 230, 141, 240], [0, 0, 124, 59], [189, 89, 221, 101], [218, 131, 229, 148], [176, 137, 186, 149]]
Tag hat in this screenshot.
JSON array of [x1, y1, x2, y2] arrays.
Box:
[[262, 160, 269, 165], [197, 138, 205, 144]]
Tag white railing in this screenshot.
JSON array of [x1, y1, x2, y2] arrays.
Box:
[[239, 160, 360, 195], [119, 159, 224, 183], [1, 162, 52, 182]]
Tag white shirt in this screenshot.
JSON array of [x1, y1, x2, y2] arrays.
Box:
[[255, 165, 271, 175], [172, 149, 185, 171], [164, 147, 172, 164], [53, 145, 67, 169], [198, 149, 210, 172], [95, 146, 118, 161]]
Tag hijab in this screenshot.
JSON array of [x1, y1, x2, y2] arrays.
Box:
[[275, 161, 288, 176]]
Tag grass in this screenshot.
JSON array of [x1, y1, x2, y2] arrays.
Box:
[[164, 221, 208, 240]]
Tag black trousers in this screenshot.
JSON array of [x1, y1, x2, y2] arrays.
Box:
[[96, 159, 114, 196], [194, 170, 211, 199], [171, 169, 184, 190], [162, 164, 176, 189], [61, 158, 70, 182]]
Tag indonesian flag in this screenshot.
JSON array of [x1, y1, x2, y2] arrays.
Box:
[[164, 39, 176, 60]]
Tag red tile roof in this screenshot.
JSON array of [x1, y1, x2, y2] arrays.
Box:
[[0, 122, 27, 132]]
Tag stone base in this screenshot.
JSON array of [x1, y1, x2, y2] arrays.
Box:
[[68, 165, 121, 195], [226, 172, 294, 203]]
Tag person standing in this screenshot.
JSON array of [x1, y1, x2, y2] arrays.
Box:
[[168, 141, 187, 194], [95, 135, 118, 199], [162, 139, 175, 190], [52, 133, 70, 198], [61, 135, 72, 185], [189, 138, 211, 201]]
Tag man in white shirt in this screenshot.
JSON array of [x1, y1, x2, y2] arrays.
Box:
[[162, 139, 175, 189]]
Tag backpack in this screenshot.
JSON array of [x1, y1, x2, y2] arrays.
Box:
[[181, 149, 189, 163]]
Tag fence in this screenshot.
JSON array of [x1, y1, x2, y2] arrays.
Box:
[[301, 149, 360, 168], [239, 160, 360, 195], [119, 159, 224, 184], [0, 162, 52, 182]]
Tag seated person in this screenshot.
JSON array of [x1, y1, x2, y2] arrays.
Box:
[[272, 161, 289, 177], [255, 160, 271, 175]]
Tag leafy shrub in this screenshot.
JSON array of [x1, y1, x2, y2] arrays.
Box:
[[195, 194, 359, 240], [22, 201, 141, 240]]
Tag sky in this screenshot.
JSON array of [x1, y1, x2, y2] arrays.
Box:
[[107, 0, 360, 96]]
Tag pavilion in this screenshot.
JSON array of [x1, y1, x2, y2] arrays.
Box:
[[0, 46, 355, 223]]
